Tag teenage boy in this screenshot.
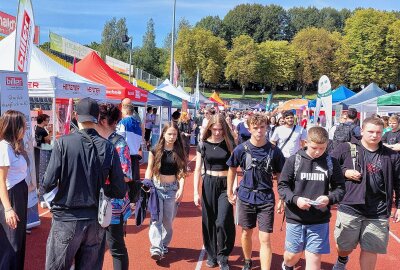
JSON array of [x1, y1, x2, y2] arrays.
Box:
[[331, 117, 400, 270], [278, 127, 346, 270], [382, 115, 400, 152], [227, 113, 285, 270]]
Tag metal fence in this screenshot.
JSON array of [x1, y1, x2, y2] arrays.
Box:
[[134, 68, 162, 87]]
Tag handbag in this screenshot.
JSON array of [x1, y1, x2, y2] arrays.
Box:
[[79, 130, 113, 228]]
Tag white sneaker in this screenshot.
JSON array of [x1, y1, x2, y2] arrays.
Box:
[[332, 260, 347, 270]]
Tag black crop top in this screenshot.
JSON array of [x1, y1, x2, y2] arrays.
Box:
[[197, 140, 231, 171], [157, 149, 178, 175]]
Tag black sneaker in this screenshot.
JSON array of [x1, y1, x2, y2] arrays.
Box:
[[150, 251, 162, 261], [242, 259, 252, 270], [206, 258, 218, 268]]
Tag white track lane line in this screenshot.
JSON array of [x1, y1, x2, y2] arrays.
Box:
[[195, 245, 206, 270], [390, 231, 400, 244], [39, 210, 50, 217]]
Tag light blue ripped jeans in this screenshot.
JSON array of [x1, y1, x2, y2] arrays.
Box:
[[149, 181, 179, 255]]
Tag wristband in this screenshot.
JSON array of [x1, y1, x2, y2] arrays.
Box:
[[5, 208, 13, 213]]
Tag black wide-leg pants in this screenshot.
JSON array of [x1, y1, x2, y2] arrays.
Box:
[[201, 175, 235, 264]]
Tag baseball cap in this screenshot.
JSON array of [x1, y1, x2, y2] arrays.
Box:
[[76, 97, 99, 123]]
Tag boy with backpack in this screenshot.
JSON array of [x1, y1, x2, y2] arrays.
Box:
[[332, 108, 361, 148], [227, 113, 286, 270], [278, 127, 346, 270]]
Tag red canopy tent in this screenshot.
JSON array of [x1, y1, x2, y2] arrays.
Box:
[[71, 52, 148, 103]]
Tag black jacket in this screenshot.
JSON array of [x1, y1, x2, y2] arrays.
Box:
[[278, 149, 345, 224], [41, 128, 126, 221], [331, 138, 400, 217]]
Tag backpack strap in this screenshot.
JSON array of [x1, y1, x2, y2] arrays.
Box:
[[348, 142, 358, 168], [326, 155, 333, 178], [293, 153, 302, 179], [243, 141, 253, 171]]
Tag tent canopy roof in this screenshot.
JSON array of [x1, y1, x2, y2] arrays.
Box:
[[0, 32, 106, 99], [152, 90, 195, 108], [147, 92, 172, 107], [378, 90, 400, 106], [73, 52, 148, 103], [155, 79, 191, 101], [337, 83, 386, 107], [308, 85, 355, 107]]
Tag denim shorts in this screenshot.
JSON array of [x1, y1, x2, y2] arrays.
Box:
[[285, 222, 330, 254]]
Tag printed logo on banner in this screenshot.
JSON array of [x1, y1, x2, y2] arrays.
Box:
[[63, 83, 80, 94], [135, 90, 141, 99], [6, 76, 24, 88], [17, 11, 32, 72], [0, 11, 17, 35], [87, 86, 101, 95], [28, 81, 39, 88]]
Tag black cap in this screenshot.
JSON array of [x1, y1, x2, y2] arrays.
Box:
[[76, 97, 99, 124]]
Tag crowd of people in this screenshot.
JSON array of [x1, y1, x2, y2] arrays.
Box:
[[0, 99, 400, 270]]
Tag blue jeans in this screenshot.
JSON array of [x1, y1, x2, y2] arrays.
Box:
[[149, 181, 179, 255], [45, 219, 105, 270]]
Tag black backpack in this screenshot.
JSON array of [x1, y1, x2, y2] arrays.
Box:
[[333, 123, 355, 148]]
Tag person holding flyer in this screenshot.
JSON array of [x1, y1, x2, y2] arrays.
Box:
[[278, 127, 345, 270]]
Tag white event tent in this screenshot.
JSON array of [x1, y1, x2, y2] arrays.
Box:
[[155, 79, 191, 101], [350, 90, 400, 117], [0, 32, 106, 100]]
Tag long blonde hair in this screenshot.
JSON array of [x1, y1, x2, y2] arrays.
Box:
[[202, 114, 235, 153]]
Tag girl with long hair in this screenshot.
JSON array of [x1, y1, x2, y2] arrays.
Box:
[[145, 122, 187, 261], [193, 114, 236, 269], [97, 104, 132, 270], [0, 110, 29, 270]]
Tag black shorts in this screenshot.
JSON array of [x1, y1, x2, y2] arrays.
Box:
[[237, 199, 275, 233]]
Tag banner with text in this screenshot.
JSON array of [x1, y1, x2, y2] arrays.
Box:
[[14, 0, 35, 73], [0, 10, 39, 44], [0, 70, 40, 228], [105, 55, 131, 75], [50, 31, 98, 59]]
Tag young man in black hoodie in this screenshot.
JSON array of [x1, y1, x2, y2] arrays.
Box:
[[278, 127, 345, 270], [331, 117, 400, 270]]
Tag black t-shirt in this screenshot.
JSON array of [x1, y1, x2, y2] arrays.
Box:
[[197, 140, 230, 171], [35, 126, 48, 147], [382, 129, 400, 145], [151, 149, 178, 176], [340, 148, 387, 218]]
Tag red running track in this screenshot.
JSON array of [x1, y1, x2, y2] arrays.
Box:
[[26, 147, 400, 269]]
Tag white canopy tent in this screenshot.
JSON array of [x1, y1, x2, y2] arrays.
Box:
[[155, 79, 191, 101], [0, 32, 106, 100], [350, 90, 400, 118]]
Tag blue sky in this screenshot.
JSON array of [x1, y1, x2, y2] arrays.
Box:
[[1, 0, 399, 47]]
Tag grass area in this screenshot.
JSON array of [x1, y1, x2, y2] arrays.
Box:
[[183, 87, 317, 101]]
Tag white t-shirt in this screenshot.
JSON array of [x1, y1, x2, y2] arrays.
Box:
[[232, 118, 242, 128], [145, 113, 154, 129], [0, 140, 28, 190], [270, 125, 307, 158]]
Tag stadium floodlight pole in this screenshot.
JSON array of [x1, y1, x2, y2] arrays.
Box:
[[122, 34, 133, 83], [169, 0, 176, 83]]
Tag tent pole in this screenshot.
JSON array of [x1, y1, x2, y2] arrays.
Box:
[[52, 98, 56, 143]]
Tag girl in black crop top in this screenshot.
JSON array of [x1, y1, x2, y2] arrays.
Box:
[[193, 114, 236, 267], [144, 121, 187, 260]]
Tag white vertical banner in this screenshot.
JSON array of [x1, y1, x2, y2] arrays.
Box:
[[14, 0, 35, 73], [195, 68, 200, 109], [0, 71, 40, 228], [316, 75, 333, 129]]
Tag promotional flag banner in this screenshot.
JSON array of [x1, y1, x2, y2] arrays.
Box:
[[14, 0, 35, 73], [314, 75, 333, 129], [0, 71, 40, 228], [173, 61, 179, 86], [195, 69, 200, 110], [266, 92, 273, 111]]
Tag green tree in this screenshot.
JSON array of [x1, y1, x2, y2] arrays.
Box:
[[195, 16, 226, 38], [318, 7, 350, 33], [337, 9, 397, 87], [291, 27, 342, 95], [225, 35, 261, 97], [86, 41, 101, 51], [133, 18, 161, 76], [287, 7, 321, 40], [255, 4, 290, 41], [175, 28, 227, 90], [100, 17, 129, 62], [223, 4, 264, 44], [258, 41, 296, 93], [385, 19, 400, 86]]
